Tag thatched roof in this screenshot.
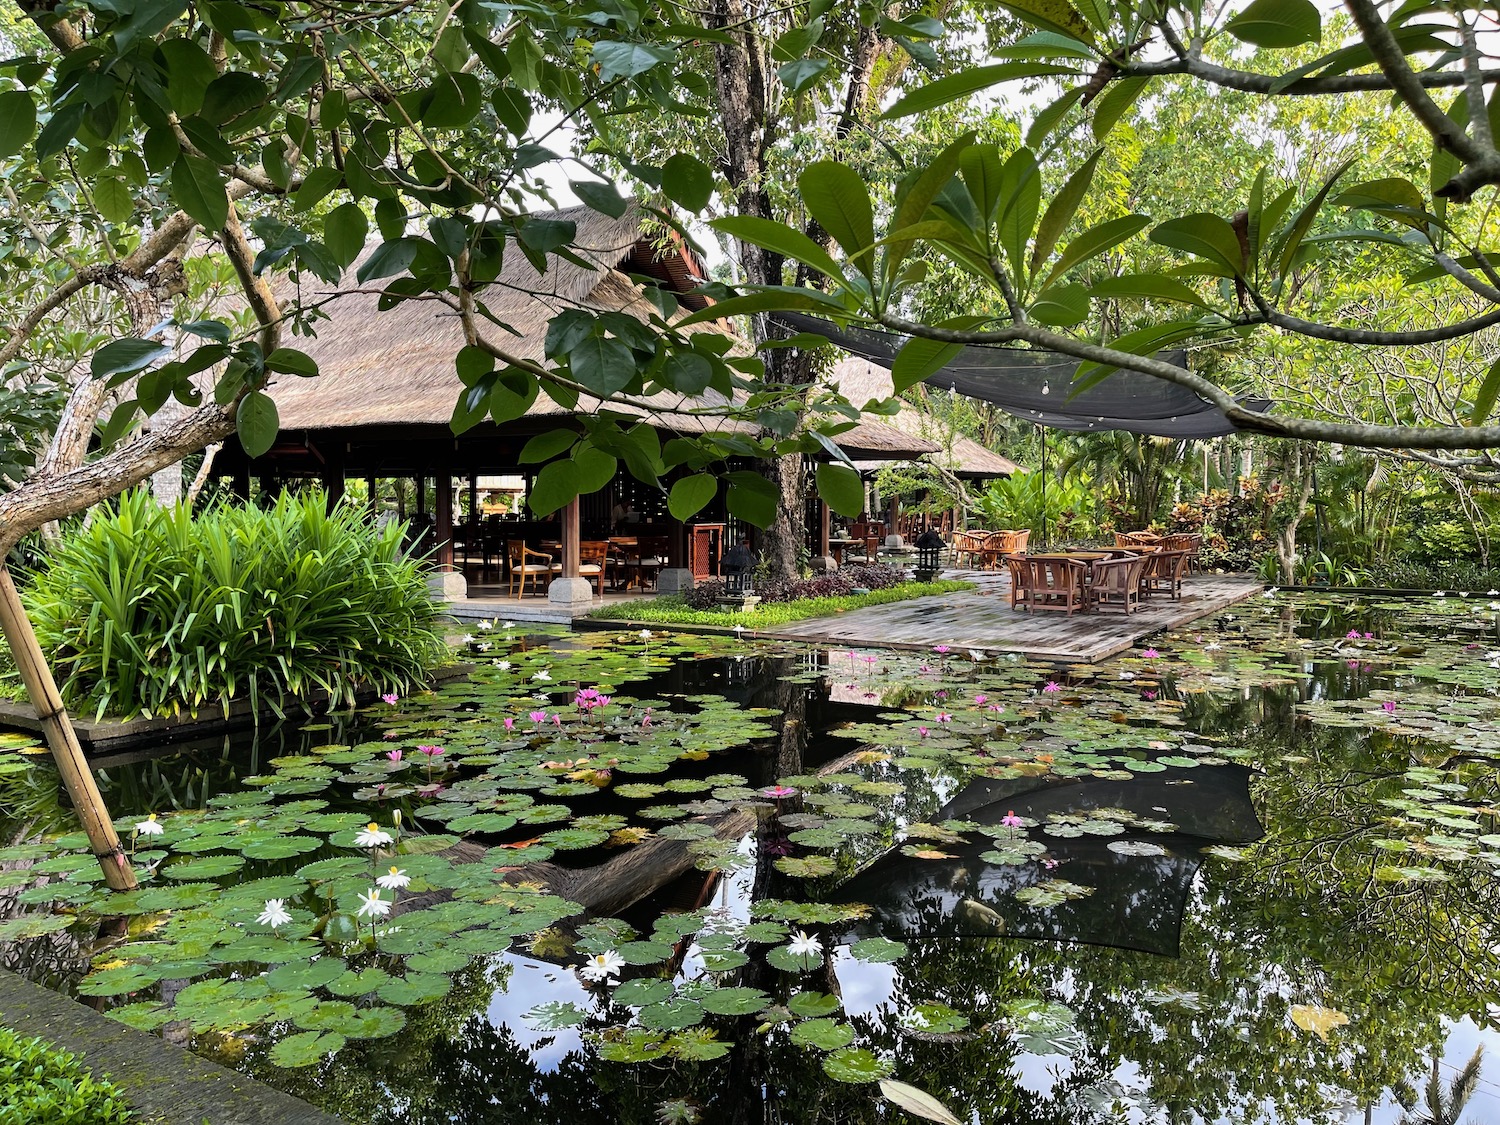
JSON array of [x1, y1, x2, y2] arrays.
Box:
[[267, 204, 749, 436], [830, 358, 1022, 477], [260, 204, 937, 459]]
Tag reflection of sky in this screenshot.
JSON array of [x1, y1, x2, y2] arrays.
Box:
[[486, 953, 588, 1071]]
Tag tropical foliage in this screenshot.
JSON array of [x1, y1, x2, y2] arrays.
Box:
[[17, 491, 447, 719], [0, 1026, 135, 1124]]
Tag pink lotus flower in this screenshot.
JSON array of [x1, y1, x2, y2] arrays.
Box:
[[936, 712, 952, 723], [1346, 629, 1362, 640], [1141, 648, 1160, 659], [1347, 660, 1359, 669], [529, 711, 548, 724], [381, 693, 399, 705], [503, 717, 515, 731], [988, 703, 1004, 713], [974, 694, 987, 705], [1364, 632, 1374, 639], [762, 785, 799, 799], [417, 744, 444, 757], [918, 726, 930, 738], [933, 645, 950, 654], [641, 709, 653, 728], [552, 714, 562, 726], [386, 749, 403, 762], [1142, 689, 1158, 701], [1382, 700, 1397, 713], [1042, 681, 1061, 693], [1000, 811, 1022, 828]]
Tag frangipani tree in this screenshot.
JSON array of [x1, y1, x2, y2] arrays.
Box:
[[685, 0, 1500, 457]]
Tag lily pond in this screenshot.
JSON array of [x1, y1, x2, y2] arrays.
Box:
[[3, 592, 1500, 1123]]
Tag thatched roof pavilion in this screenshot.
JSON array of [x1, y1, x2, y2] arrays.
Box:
[[211, 205, 935, 598]]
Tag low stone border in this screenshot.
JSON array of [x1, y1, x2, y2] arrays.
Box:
[[0, 969, 349, 1125]]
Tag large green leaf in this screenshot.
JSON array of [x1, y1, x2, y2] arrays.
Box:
[[1030, 149, 1101, 282], [724, 471, 779, 528], [0, 91, 38, 158], [799, 163, 875, 279], [669, 474, 718, 520], [662, 153, 714, 213], [675, 287, 846, 328], [884, 61, 1079, 118], [815, 463, 864, 518], [710, 216, 845, 287], [236, 391, 280, 458], [324, 203, 368, 270], [1225, 0, 1321, 48], [1028, 282, 1090, 326], [1271, 158, 1354, 284], [170, 152, 228, 232], [568, 335, 636, 398], [592, 40, 675, 78], [527, 459, 580, 517], [1149, 213, 1245, 277], [92, 339, 169, 380], [1090, 76, 1149, 141], [1043, 214, 1151, 288], [892, 335, 963, 393], [998, 149, 1042, 283], [884, 132, 974, 295], [1090, 274, 1214, 309], [1470, 357, 1500, 426]]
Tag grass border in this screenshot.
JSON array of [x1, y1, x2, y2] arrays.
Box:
[[586, 579, 973, 628]]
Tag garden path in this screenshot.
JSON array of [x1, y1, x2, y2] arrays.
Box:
[[761, 571, 1263, 662]]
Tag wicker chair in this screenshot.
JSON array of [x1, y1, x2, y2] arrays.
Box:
[[1162, 532, 1203, 572], [954, 530, 987, 569], [1003, 554, 1030, 609], [1140, 548, 1190, 600], [1091, 554, 1149, 614]]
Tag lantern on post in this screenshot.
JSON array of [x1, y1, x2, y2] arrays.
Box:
[[722, 541, 756, 597], [913, 528, 945, 582]]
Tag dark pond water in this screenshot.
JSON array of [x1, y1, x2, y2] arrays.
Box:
[[2, 594, 1500, 1124]]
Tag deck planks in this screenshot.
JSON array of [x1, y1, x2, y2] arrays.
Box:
[[763, 571, 1263, 661]]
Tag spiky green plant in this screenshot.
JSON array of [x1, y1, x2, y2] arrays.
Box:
[[19, 491, 448, 720]]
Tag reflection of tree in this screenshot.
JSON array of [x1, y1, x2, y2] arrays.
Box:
[[1397, 1048, 1485, 1125]]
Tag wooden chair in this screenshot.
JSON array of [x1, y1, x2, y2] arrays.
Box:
[[1114, 530, 1161, 549], [1024, 557, 1088, 615], [1140, 548, 1190, 600], [1091, 554, 1149, 614], [507, 540, 554, 599], [1009, 529, 1030, 553], [1162, 533, 1203, 572], [1003, 554, 1031, 610], [615, 535, 668, 589], [578, 540, 612, 595], [978, 530, 1016, 570]]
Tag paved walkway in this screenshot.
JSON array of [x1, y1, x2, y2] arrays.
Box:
[[765, 570, 1262, 661], [0, 969, 347, 1125]]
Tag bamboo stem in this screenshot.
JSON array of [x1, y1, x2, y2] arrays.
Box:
[[0, 565, 135, 890]]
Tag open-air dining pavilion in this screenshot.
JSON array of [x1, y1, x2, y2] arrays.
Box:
[[207, 205, 942, 615]]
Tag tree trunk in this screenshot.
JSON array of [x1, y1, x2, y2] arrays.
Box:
[[1271, 444, 1316, 584]]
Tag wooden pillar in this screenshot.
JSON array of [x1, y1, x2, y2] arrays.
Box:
[[322, 443, 346, 512], [366, 475, 378, 513], [467, 475, 479, 523], [562, 497, 581, 579], [416, 475, 427, 518], [231, 462, 250, 501], [818, 499, 831, 557], [435, 470, 454, 571], [0, 567, 135, 890], [887, 494, 899, 536]]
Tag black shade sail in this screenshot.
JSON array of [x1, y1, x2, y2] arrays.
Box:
[[775, 312, 1272, 439]]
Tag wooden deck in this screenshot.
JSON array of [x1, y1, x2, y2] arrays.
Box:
[[763, 570, 1263, 662]]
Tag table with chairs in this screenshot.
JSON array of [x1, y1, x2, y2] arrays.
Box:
[[975, 528, 1202, 617]]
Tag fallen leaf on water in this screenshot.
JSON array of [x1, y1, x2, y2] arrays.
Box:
[[1290, 1004, 1350, 1040], [879, 1078, 963, 1125]]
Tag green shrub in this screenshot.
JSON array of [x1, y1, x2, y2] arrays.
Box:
[[20, 490, 449, 720], [0, 1025, 135, 1124]]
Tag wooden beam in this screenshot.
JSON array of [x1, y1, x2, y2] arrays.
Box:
[[0, 567, 135, 890], [818, 499, 831, 557]]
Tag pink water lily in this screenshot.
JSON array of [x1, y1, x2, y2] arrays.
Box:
[[918, 726, 930, 738], [417, 744, 444, 757], [1141, 648, 1160, 659], [762, 785, 799, 799], [1382, 700, 1398, 713], [1042, 681, 1061, 693], [933, 645, 951, 654], [529, 711, 548, 724], [503, 717, 515, 731], [1346, 629, 1362, 640], [936, 712, 952, 723], [974, 694, 988, 706], [381, 693, 399, 705], [1000, 811, 1022, 828], [386, 749, 403, 762]]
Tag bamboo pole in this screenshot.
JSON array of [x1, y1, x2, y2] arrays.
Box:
[[0, 565, 135, 890]]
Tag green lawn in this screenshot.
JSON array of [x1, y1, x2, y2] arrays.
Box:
[[587, 579, 973, 628]]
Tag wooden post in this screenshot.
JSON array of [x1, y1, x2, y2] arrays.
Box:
[[0, 567, 135, 890], [887, 494, 900, 538], [434, 471, 454, 571], [561, 497, 581, 579], [818, 499, 831, 558], [322, 443, 346, 512], [231, 462, 250, 501]]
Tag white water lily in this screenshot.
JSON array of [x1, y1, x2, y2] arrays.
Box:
[[1435, 590, 1447, 597], [532, 669, 552, 682], [1262, 587, 1278, 598], [498, 660, 512, 670], [134, 813, 165, 836], [503, 621, 515, 629], [356, 888, 392, 919], [786, 930, 823, 958], [477, 620, 493, 631], [376, 866, 410, 890], [639, 629, 653, 640], [460, 634, 475, 644], [355, 822, 394, 848], [1203, 642, 1222, 652], [579, 949, 625, 982], [1118, 671, 1136, 680], [257, 899, 293, 928], [732, 624, 746, 637], [477, 642, 492, 652]]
